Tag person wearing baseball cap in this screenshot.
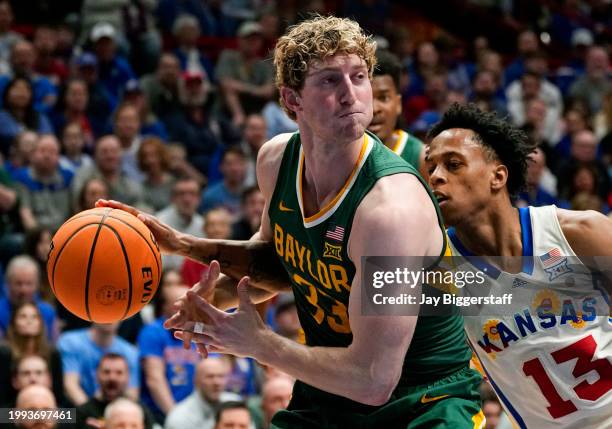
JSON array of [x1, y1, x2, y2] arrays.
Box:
[[90, 22, 135, 101], [215, 21, 274, 127]]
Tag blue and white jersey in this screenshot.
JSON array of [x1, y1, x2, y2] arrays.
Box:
[[448, 205, 612, 429]]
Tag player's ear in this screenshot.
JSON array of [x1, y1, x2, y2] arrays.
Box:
[[490, 164, 508, 191], [280, 87, 301, 115]]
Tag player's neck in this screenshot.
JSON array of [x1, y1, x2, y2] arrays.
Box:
[[455, 200, 523, 258], [299, 131, 363, 212]]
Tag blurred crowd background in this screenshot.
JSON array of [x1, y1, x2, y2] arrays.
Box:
[[0, 1, 609, 428]]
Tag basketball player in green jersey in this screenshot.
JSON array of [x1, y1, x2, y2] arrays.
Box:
[[99, 17, 483, 428], [368, 49, 428, 179]]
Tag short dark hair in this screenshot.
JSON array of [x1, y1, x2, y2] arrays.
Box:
[[373, 49, 402, 90], [215, 401, 249, 423], [428, 103, 536, 196], [222, 146, 247, 162], [98, 353, 128, 369], [241, 185, 261, 204]]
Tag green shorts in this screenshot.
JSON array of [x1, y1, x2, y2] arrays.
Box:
[[270, 366, 484, 429]]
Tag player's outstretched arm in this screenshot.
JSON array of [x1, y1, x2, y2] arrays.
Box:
[[173, 174, 443, 405], [96, 133, 294, 297]]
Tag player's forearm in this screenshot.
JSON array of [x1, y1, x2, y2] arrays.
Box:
[[64, 377, 88, 406], [146, 376, 175, 413], [178, 235, 290, 292], [256, 330, 398, 406]]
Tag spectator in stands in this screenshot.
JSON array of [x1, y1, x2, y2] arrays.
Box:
[[483, 398, 503, 429], [0, 256, 58, 340], [164, 357, 242, 429], [213, 401, 252, 429], [504, 29, 540, 86], [554, 107, 591, 160], [241, 114, 267, 186], [14, 385, 59, 429], [140, 53, 182, 123], [172, 14, 214, 80], [254, 376, 293, 429], [507, 52, 563, 140], [516, 147, 558, 207], [261, 91, 298, 140], [122, 0, 161, 75], [477, 50, 505, 90], [104, 397, 145, 429], [594, 89, 612, 140], [138, 284, 199, 422], [0, 0, 22, 75], [122, 80, 168, 140], [404, 70, 449, 126], [23, 226, 53, 301], [469, 70, 508, 117], [232, 186, 264, 240], [76, 177, 109, 213], [164, 70, 232, 175], [71, 135, 143, 208], [50, 79, 94, 147], [0, 301, 64, 406], [58, 122, 93, 175], [90, 22, 135, 101], [57, 323, 139, 406], [73, 52, 115, 137], [569, 45, 611, 114], [157, 177, 203, 270], [13, 134, 72, 232], [181, 206, 232, 286], [405, 41, 441, 99], [165, 142, 206, 188], [32, 26, 68, 88], [273, 293, 301, 341], [76, 353, 155, 429], [0, 163, 21, 267], [0, 40, 57, 113], [113, 103, 144, 182], [10, 355, 52, 392], [4, 131, 37, 175], [0, 77, 53, 150], [200, 147, 247, 216], [216, 21, 275, 127], [137, 137, 175, 212], [562, 164, 609, 213], [558, 129, 609, 200]]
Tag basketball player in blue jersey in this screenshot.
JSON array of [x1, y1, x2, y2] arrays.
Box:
[[426, 103, 612, 429]]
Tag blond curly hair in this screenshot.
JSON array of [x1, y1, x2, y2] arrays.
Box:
[[273, 16, 377, 120]]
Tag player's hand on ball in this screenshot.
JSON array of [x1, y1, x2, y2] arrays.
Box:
[[95, 199, 184, 254], [173, 275, 269, 358]]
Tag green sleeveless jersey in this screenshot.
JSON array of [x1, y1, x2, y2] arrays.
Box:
[[390, 129, 424, 171], [268, 131, 471, 389]]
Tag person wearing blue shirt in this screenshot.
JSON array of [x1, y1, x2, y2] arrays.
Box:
[[89, 23, 135, 102], [0, 76, 54, 150], [57, 324, 139, 406], [138, 284, 200, 422], [0, 40, 58, 114], [0, 255, 58, 341]]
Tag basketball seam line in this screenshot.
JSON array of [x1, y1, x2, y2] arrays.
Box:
[[84, 209, 112, 321], [102, 214, 161, 287], [49, 222, 104, 297], [100, 223, 134, 320]]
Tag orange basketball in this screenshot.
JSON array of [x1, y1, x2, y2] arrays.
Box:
[[47, 207, 162, 323]]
